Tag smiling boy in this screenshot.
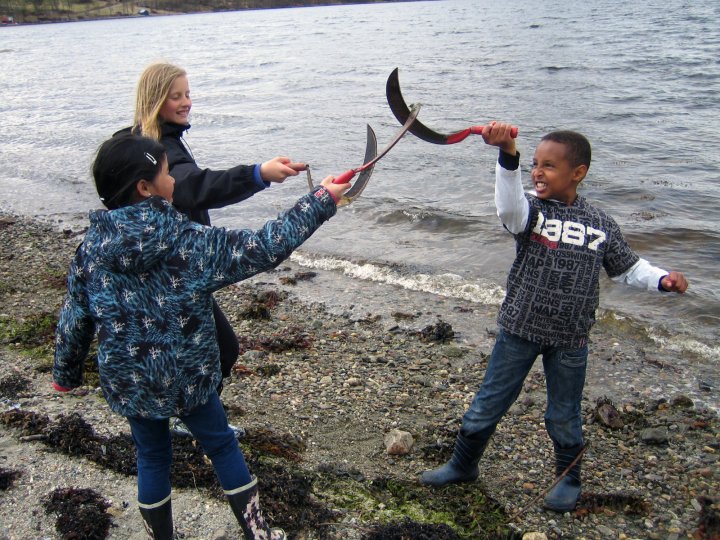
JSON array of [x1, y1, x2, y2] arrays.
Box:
[[420, 122, 688, 513]]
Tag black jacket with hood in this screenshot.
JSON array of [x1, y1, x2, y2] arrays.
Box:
[[116, 122, 268, 226]]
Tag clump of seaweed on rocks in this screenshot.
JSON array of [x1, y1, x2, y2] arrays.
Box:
[[0, 467, 21, 490], [694, 496, 720, 540], [279, 270, 317, 285], [239, 289, 287, 320], [417, 423, 459, 462], [0, 408, 50, 435], [363, 518, 463, 539], [256, 363, 282, 377], [238, 325, 313, 354], [370, 476, 509, 535], [593, 396, 625, 429], [42, 487, 112, 540], [44, 413, 222, 489], [0, 372, 32, 399], [0, 311, 57, 347], [577, 492, 651, 516], [244, 426, 306, 461], [418, 320, 455, 343], [240, 456, 339, 535]]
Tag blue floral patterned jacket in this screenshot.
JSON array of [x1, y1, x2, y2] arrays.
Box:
[[53, 188, 337, 418]]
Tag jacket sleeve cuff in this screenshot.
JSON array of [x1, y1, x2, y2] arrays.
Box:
[[253, 164, 270, 188], [658, 275, 670, 292], [498, 150, 520, 171], [52, 381, 73, 392], [313, 186, 339, 204]]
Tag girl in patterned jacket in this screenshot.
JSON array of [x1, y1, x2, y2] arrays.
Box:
[[52, 133, 349, 539], [131, 62, 309, 435]]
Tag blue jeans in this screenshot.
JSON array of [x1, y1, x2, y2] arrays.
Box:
[[460, 328, 587, 449], [127, 392, 251, 505]]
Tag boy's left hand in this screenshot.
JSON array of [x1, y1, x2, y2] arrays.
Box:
[[660, 271, 688, 293]]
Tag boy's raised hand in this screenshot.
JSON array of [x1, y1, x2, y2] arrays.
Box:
[[320, 175, 352, 204], [481, 121, 518, 156], [260, 156, 308, 183], [661, 271, 689, 293]]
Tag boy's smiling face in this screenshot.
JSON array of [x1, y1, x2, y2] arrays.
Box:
[[531, 140, 588, 205]]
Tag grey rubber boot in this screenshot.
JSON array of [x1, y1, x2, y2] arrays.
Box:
[[543, 443, 584, 512], [225, 477, 286, 539], [420, 432, 491, 487], [139, 496, 174, 540]]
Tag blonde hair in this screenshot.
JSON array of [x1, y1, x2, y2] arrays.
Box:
[[133, 62, 187, 141]]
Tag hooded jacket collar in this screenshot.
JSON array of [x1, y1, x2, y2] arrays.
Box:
[[85, 197, 185, 273], [161, 121, 191, 138]]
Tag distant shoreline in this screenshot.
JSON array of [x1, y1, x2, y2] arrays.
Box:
[[0, 0, 426, 26]]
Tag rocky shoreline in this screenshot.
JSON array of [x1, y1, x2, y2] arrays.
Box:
[[0, 213, 718, 539]]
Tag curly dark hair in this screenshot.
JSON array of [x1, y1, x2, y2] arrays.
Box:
[[541, 130, 591, 169]]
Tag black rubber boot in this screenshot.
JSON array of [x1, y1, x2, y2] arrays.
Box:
[[225, 477, 286, 539], [420, 432, 491, 487], [139, 497, 174, 540], [543, 443, 584, 512]]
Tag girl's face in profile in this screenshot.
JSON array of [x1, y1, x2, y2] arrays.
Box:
[[145, 156, 175, 203], [159, 75, 192, 125]]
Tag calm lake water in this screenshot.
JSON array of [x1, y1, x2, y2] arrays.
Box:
[[1, 0, 718, 391]]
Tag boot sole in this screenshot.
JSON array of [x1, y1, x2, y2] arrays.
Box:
[[543, 501, 577, 513], [420, 474, 479, 487]]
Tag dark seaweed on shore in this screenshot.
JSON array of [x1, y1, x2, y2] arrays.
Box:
[[42, 487, 112, 540], [0, 466, 22, 490]]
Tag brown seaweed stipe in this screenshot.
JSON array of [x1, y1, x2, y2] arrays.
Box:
[[42, 487, 112, 540]]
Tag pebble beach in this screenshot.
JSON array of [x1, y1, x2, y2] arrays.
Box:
[[0, 213, 718, 539]]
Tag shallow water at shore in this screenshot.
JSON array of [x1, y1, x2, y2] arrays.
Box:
[[1, 0, 718, 373]]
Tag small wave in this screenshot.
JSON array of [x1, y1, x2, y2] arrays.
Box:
[[597, 311, 718, 364], [650, 333, 720, 361], [375, 207, 483, 235], [290, 252, 505, 306]]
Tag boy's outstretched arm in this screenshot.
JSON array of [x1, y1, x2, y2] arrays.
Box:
[[612, 259, 690, 294], [660, 271, 688, 293]]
